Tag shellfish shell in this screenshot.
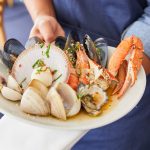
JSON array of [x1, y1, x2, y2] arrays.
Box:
[[12, 43, 70, 89], [20, 87, 50, 116]]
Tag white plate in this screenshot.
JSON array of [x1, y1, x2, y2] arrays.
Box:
[[0, 46, 146, 130]]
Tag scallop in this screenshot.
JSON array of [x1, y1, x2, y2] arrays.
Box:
[[11, 43, 69, 89]]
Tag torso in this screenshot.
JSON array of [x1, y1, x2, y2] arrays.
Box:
[[53, 0, 147, 42]]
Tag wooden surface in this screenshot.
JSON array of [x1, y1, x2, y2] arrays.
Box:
[[0, 0, 6, 46], [0, 0, 14, 46]]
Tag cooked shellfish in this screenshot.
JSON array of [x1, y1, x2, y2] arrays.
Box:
[[20, 87, 50, 116], [46, 83, 81, 120]]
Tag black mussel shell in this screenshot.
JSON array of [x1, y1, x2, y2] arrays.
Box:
[[55, 36, 66, 50], [4, 38, 25, 57], [83, 34, 101, 64], [70, 30, 80, 42], [94, 38, 108, 67], [25, 36, 43, 49], [0, 50, 16, 69], [64, 33, 72, 50]]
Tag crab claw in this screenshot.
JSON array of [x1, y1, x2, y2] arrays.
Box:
[[117, 36, 144, 98], [112, 60, 127, 95]]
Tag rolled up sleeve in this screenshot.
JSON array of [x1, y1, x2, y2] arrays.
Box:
[[122, 0, 150, 58]]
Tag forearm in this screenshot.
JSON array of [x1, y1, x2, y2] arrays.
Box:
[[24, 0, 56, 22]]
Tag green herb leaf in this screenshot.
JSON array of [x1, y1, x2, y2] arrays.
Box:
[[53, 74, 62, 82], [46, 44, 51, 58], [40, 43, 44, 48], [32, 59, 45, 69]]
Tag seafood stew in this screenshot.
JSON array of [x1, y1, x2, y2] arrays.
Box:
[[0, 34, 144, 121]]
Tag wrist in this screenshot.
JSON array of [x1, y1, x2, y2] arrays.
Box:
[[33, 12, 56, 23]]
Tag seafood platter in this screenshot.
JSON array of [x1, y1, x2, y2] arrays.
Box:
[[0, 34, 146, 129]]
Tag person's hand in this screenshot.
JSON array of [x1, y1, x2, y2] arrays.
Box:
[[30, 15, 65, 43]]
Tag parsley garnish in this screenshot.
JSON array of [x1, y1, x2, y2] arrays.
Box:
[[53, 74, 62, 82], [40, 43, 44, 48], [45, 44, 51, 58], [32, 59, 45, 69]]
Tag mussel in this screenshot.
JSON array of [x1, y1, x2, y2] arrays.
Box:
[[55, 30, 80, 50], [83, 34, 108, 67], [0, 39, 25, 69], [25, 36, 43, 49], [94, 37, 108, 67], [4, 38, 25, 56], [55, 36, 66, 50]]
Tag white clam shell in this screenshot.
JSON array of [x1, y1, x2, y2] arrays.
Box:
[[31, 67, 52, 87], [28, 79, 48, 99], [20, 87, 50, 116], [7, 75, 22, 93], [57, 83, 81, 117], [46, 87, 66, 120], [12, 44, 69, 89], [1, 86, 22, 101]]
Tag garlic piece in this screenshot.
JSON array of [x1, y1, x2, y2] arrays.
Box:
[[1, 85, 22, 101], [57, 83, 81, 117], [20, 87, 50, 116], [46, 87, 66, 120], [31, 67, 52, 87], [28, 79, 48, 99], [7, 75, 22, 93]]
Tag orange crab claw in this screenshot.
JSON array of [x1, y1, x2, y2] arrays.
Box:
[[108, 35, 144, 98], [112, 60, 127, 95]]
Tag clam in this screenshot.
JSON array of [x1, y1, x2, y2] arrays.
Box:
[[78, 84, 107, 116], [28, 79, 48, 99], [7, 75, 22, 93], [20, 87, 50, 116], [31, 66, 52, 87], [57, 82, 81, 117], [46, 87, 66, 120], [0, 84, 22, 101], [46, 83, 81, 120]]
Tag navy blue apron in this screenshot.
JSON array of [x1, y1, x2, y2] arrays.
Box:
[[53, 1, 150, 150]]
